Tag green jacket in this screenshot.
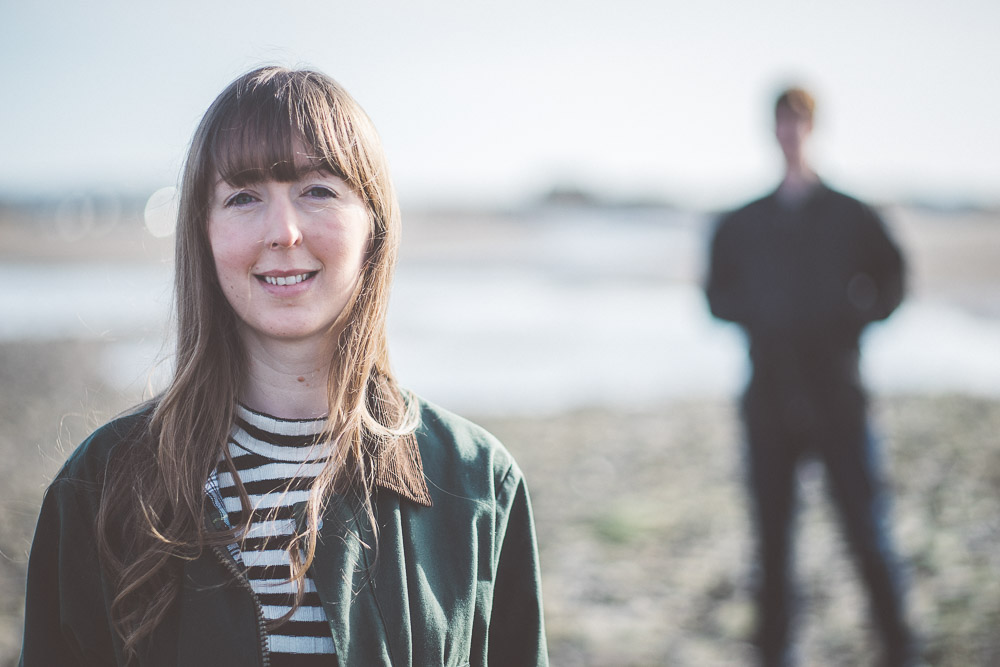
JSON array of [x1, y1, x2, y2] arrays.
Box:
[[20, 398, 548, 666]]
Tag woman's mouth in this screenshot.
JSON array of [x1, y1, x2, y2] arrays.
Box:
[[257, 271, 318, 286]]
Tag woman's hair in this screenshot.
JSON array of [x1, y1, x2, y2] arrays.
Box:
[[96, 66, 418, 656]]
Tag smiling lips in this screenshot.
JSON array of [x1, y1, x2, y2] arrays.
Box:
[[257, 271, 318, 286]]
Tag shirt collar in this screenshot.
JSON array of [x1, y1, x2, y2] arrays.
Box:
[[233, 402, 433, 507]]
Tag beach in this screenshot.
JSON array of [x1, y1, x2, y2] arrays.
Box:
[[2, 338, 999, 665], [2, 202, 999, 664]]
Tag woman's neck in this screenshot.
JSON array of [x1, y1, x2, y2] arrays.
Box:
[[239, 335, 334, 420]]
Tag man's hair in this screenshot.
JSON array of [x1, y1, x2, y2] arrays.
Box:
[[775, 87, 816, 122]]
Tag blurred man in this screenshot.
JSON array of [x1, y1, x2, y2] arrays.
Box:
[[705, 87, 912, 666]]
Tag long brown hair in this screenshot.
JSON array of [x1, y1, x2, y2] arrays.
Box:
[[96, 66, 417, 657]]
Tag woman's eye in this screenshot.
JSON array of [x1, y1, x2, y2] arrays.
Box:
[[224, 192, 256, 207], [304, 185, 336, 199]]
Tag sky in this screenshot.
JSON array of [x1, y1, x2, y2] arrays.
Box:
[[1, 0, 998, 210]]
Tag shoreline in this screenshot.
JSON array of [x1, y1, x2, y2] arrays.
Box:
[[2, 202, 999, 316]]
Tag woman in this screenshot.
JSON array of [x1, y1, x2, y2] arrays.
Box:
[[20, 67, 548, 667]]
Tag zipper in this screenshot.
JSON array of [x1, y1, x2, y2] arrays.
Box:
[[211, 544, 272, 667]]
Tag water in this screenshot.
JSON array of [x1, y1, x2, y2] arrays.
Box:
[[2, 216, 998, 416]]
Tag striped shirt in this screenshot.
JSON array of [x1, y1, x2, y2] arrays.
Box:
[[216, 405, 335, 665]]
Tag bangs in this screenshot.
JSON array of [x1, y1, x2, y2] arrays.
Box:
[[206, 73, 349, 188]]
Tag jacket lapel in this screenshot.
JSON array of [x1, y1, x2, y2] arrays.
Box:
[[305, 495, 402, 665], [292, 431, 431, 666]]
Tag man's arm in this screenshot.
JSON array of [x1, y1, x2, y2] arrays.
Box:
[[705, 216, 749, 324], [847, 204, 905, 326]]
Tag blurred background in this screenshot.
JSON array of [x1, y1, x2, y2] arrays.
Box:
[[2, 1, 998, 664]]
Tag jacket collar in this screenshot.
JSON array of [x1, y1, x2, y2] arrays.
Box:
[[369, 431, 433, 507]]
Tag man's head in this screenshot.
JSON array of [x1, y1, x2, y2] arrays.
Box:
[[774, 87, 815, 167]]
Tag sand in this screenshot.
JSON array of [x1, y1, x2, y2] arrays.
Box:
[[2, 339, 999, 666]]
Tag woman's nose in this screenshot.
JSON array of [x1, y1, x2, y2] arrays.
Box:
[[265, 198, 304, 249]]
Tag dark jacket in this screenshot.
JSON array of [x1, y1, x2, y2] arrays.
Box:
[[706, 183, 904, 392], [20, 397, 548, 667]]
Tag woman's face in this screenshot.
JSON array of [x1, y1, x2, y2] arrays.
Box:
[[207, 165, 371, 350]]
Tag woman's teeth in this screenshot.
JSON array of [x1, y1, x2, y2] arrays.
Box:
[[263, 273, 310, 286]]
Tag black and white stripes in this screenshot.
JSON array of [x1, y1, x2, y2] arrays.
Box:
[[217, 405, 336, 665]]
